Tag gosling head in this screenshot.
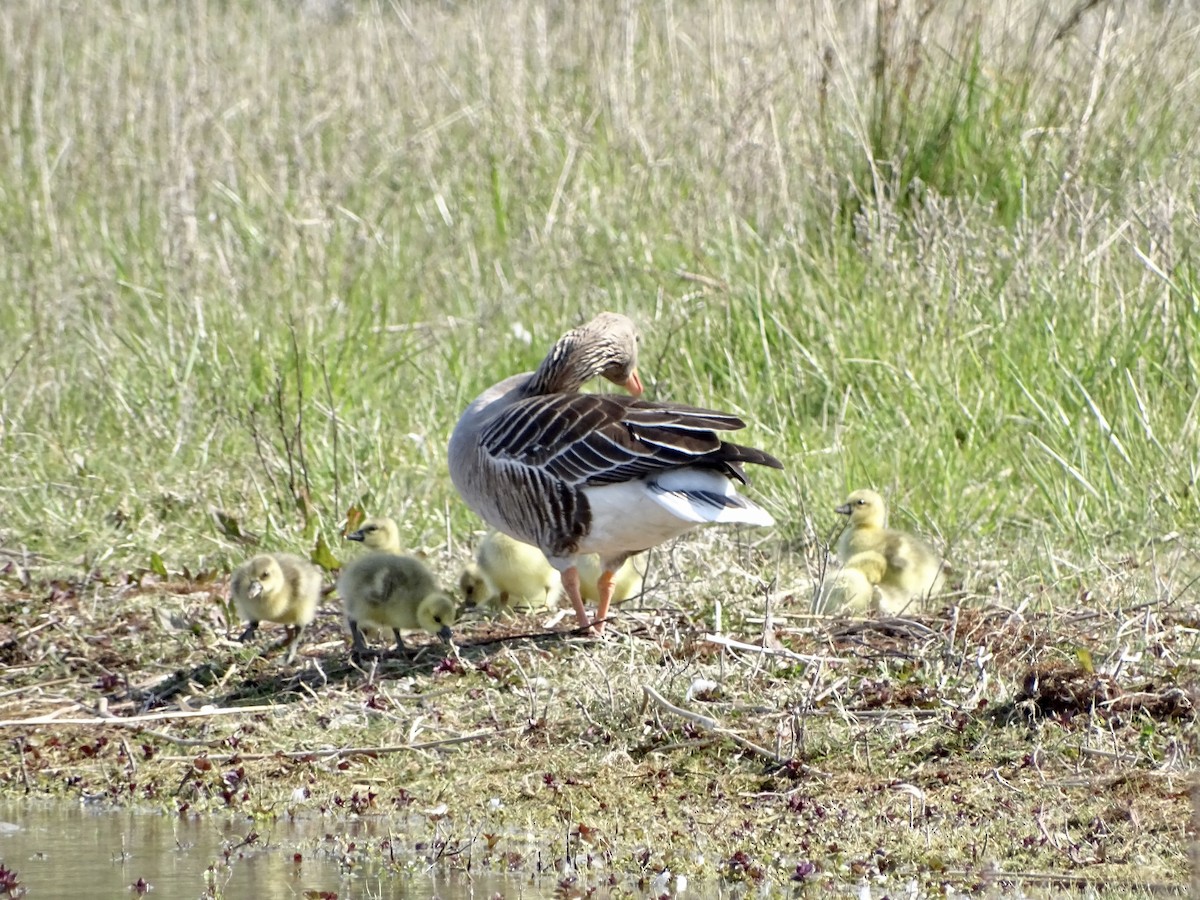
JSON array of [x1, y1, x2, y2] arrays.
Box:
[[347, 516, 401, 551], [243, 555, 285, 600], [458, 562, 490, 608], [418, 591, 457, 643], [835, 489, 887, 529]]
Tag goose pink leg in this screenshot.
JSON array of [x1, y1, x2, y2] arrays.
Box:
[[562, 567, 591, 631], [591, 571, 617, 635]]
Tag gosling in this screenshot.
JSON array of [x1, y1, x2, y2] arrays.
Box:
[[347, 515, 404, 554], [816, 549, 882, 614], [835, 489, 946, 606], [230, 553, 322, 663], [816, 551, 907, 614], [459, 530, 563, 615], [341, 516, 454, 657], [577, 551, 646, 607], [459, 532, 646, 617]]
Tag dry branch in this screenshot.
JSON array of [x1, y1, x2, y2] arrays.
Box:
[[0, 704, 279, 727], [642, 684, 827, 776], [156, 725, 519, 763], [702, 632, 837, 665]]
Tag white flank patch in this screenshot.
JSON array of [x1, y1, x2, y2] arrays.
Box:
[[648, 468, 775, 526], [579, 472, 773, 559]]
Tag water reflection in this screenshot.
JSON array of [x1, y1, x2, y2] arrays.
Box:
[[0, 801, 551, 898]]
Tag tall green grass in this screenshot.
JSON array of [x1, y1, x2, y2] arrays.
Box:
[[0, 0, 1197, 601]]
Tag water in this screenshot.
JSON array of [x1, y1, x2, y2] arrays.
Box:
[[0, 801, 556, 898]]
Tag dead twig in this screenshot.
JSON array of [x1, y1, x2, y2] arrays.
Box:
[[139, 728, 226, 748], [702, 632, 838, 665], [13, 738, 29, 794], [155, 726, 521, 763], [642, 684, 826, 776], [0, 704, 280, 727]]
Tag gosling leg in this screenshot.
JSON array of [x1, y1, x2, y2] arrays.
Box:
[[349, 619, 369, 660], [237, 622, 259, 643], [281, 624, 306, 664]]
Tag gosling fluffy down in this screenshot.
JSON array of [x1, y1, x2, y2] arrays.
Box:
[[458, 531, 647, 616], [230, 553, 322, 663], [816, 550, 910, 615], [347, 515, 404, 554], [577, 551, 646, 606], [834, 489, 946, 607], [338, 553, 456, 655], [459, 530, 563, 615]]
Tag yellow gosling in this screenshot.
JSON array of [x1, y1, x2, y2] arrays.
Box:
[[835, 489, 946, 607], [338, 552, 456, 658], [347, 516, 404, 554], [458, 561, 493, 609], [577, 552, 646, 607], [463, 530, 563, 615], [816, 565, 877, 615], [230, 553, 322, 663]]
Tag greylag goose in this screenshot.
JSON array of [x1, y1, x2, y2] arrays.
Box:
[[835, 489, 946, 605], [449, 312, 782, 633], [230, 553, 323, 663]]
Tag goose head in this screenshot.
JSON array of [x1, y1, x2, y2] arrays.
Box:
[[835, 489, 887, 529], [348, 516, 402, 551], [528, 312, 644, 396], [418, 591, 457, 642], [243, 555, 285, 600]]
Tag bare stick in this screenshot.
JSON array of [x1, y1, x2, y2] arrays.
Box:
[[0, 704, 280, 727], [642, 684, 717, 730], [702, 633, 838, 665], [155, 726, 520, 763], [119, 736, 137, 776], [14, 738, 30, 793], [641, 684, 827, 774], [139, 729, 227, 748], [320, 350, 342, 521]]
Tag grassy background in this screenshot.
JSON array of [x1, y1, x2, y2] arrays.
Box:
[[0, 3, 1197, 894], [1, 0, 1198, 602]]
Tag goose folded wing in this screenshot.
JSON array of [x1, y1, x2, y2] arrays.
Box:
[[480, 393, 780, 488]]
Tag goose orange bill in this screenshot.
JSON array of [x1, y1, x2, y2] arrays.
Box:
[[623, 369, 644, 397]]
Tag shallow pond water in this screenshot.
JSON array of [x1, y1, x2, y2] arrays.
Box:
[[0, 801, 560, 898]]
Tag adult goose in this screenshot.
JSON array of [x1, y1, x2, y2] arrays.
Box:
[[448, 312, 782, 634]]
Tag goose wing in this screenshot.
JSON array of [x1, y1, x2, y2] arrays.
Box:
[[479, 392, 782, 488]]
